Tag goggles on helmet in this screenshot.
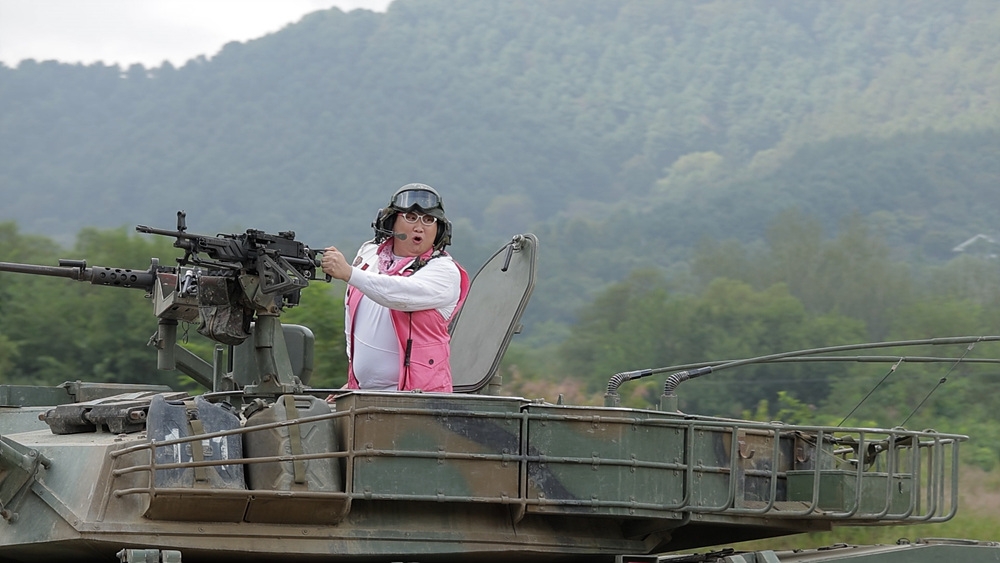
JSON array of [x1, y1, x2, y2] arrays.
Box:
[[391, 188, 442, 214]]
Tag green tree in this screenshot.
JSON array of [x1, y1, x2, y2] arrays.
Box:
[[0, 227, 184, 386], [0, 332, 17, 379], [693, 210, 911, 340], [281, 283, 348, 389], [559, 268, 866, 416], [677, 278, 866, 416]]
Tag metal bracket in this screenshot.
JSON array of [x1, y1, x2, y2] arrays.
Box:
[[117, 548, 183, 562]]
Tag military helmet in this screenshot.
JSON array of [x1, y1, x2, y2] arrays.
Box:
[[373, 183, 453, 249]]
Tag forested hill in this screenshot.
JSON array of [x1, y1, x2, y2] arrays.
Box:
[[2, 0, 1000, 325]]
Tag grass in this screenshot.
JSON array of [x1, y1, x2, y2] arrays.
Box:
[[690, 464, 1000, 554], [733, 512, 1000, 552]]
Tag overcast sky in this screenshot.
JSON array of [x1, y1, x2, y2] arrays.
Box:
[[0, 0, 393, 68]]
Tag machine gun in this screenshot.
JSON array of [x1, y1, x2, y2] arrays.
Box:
[[0, 212, 325, 396], [136, 210, 320, 305]]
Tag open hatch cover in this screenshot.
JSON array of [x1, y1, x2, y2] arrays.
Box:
[[449, 234, 538, 393]]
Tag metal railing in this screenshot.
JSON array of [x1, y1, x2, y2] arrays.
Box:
[[106, 396, 964, 526]]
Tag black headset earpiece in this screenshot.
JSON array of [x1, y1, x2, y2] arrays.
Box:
[[435, 219, 452, 250], [372, 207, 396, 243]]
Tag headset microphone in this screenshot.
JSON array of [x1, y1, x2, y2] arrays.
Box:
[[374, 223, 408, 241]]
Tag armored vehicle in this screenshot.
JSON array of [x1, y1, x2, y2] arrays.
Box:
[[1, 214, 999, 562]]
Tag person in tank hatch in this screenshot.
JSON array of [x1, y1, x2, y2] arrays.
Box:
[[321, 183, 469, 395]]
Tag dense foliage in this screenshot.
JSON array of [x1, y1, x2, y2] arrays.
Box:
[[554, 211, 1000, 408]]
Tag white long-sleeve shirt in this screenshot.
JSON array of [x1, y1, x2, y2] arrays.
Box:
[[344, 242, 461, 389]]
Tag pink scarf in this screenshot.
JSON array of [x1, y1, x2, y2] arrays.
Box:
[[375, 239, 436, 276]]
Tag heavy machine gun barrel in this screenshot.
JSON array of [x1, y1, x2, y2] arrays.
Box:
[[0, 259, 160, 291]]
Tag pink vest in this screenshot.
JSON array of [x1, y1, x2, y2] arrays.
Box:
[[346, 250, 469, 392]]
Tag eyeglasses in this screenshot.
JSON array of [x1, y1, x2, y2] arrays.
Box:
[[400, 211, 437, 226], [392, 188, 441, 212]]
